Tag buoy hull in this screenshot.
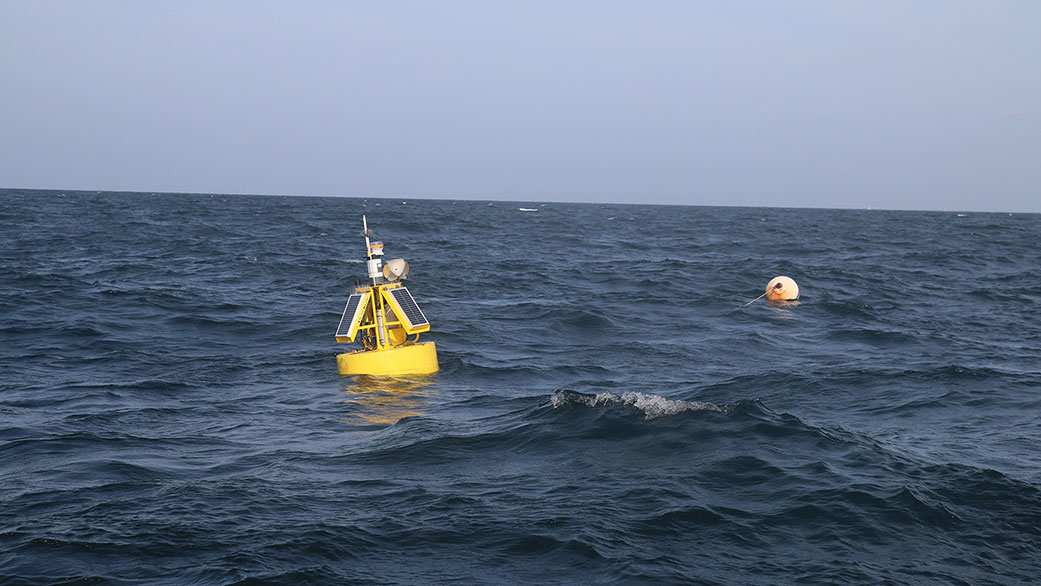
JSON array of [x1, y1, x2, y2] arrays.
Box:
[[766, 276, 799, 301], [337, 342, 439, 376]]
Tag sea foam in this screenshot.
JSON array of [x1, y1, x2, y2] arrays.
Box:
[[551, 390, 722, 419]]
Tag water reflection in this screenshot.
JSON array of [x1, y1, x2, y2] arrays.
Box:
[[341, 374, 437, 425], [766, 298, 801, 318]]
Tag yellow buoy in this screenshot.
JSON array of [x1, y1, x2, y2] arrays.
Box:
[[334, 216, 439, 376], [337, 342, 438, 376], [765, 276, 799, 301]]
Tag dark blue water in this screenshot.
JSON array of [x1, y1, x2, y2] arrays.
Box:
[[2, 188, 1040, 585]]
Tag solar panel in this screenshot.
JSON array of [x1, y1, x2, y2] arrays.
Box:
[[335, 292, 370, 342], [385, 286, 429, 333]]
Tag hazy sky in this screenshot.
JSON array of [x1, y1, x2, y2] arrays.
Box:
[[2, 1, 1039, 212]]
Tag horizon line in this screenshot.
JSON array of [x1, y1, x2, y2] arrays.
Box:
[[1, 185, 1035, 215]]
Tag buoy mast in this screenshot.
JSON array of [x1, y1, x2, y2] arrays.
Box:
[[361, 215, 389, 348]]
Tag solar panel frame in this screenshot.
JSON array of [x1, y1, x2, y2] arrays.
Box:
[[385, 286, 429, 332], [335, 292, 370, 342]]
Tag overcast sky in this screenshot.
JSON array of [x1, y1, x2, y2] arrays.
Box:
[[2, 1, 1039, 212]]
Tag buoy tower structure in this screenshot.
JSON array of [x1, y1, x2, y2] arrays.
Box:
[[335, 216, 439, 376]]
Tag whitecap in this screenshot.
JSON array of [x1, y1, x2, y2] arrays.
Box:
[[551, 390, 721, 419]]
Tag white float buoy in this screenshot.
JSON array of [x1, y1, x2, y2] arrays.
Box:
[[766, 276, 799, 301]]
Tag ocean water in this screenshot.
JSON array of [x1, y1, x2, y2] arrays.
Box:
[[1, 188, 1040, 585]]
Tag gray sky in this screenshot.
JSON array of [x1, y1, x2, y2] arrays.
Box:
[[2, 1, 1039, 212]]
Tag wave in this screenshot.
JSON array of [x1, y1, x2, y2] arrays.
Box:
[[550, 389, 722, 419]]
